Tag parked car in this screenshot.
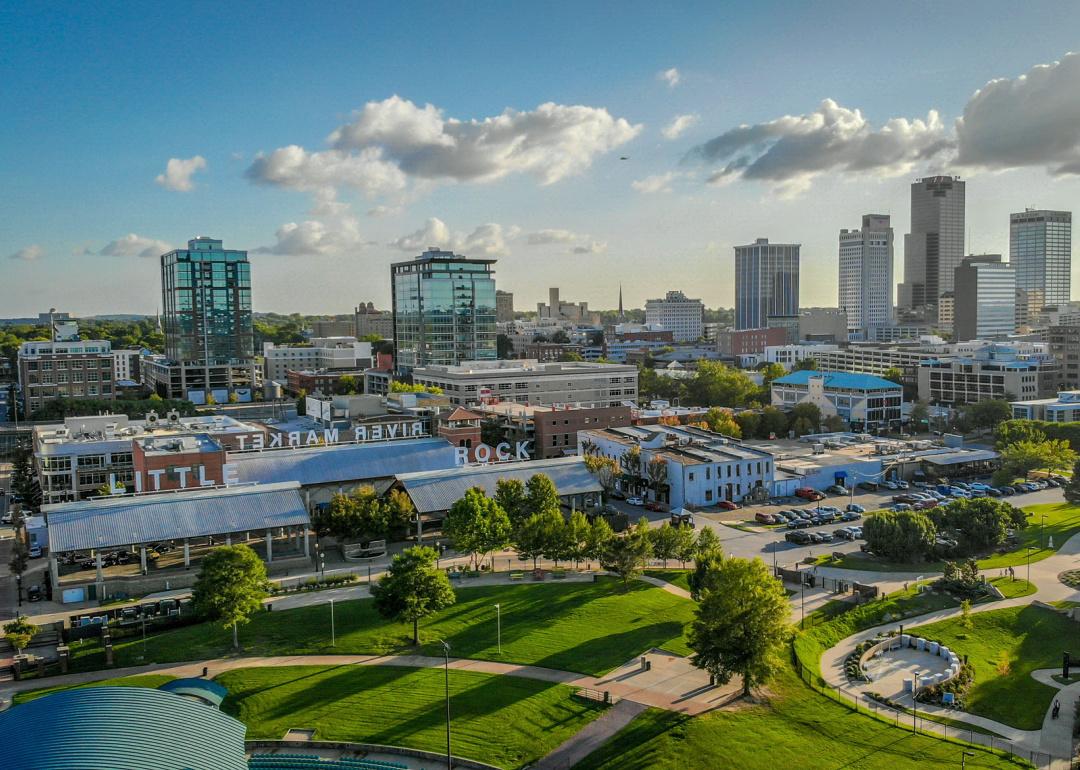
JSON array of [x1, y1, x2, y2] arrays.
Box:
[[999, 486, 1016, 496], [644, 500, 668, 512], [826, 484, 848, 495], [787, 518, 812, 529], [849, 526, 863, 539], [808, 532, 825, 543], [840, 510, 862, 521], [890, 503, 912, 512], [785, 530, 812, 545], [27, 585, 42, 602], [626, 496, 644, 506], [28, 545, 42, 559], [845, 503, 865, 513], [815, 531, 835, 542], [833, 527, 858, 541], [755, 512, 778, 525], [985, 487, 1002, 497], [882, 481, 899, 490], [896, 480, 910, 489], [717, 500, 739, 510], [0, 512, 12, 525], [794, 487, 818, 499], [857, 481, 879, 491]]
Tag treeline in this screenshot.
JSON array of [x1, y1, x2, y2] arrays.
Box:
[[29, 397, 197, 422]]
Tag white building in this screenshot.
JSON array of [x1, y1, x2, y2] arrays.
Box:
[[764, 344, 840, 370], [645, 290, 704, 343], [839, 214, 894, 338], [770, 370, 903, 430], [262, 338, 373, 384], [412, 359, 638, 408], [1011, 209, 1072, 311], [579, 424, 777, 508], [1010, 391, 1080, 422], [111, 349, 142, 384]]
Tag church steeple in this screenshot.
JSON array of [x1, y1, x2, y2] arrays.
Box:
[[618, 284, 624, 322]]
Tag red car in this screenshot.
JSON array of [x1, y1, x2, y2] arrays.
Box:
[[718, 501, 740, 510], [754, 511, 777, 524], [644, 500, 668, 512]]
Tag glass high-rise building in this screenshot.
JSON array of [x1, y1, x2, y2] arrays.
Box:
[[1010, 209, 1072, 311], [953, 255, 1015, 341], [734, 238, 800, 330], [147, 236, 258, 403], [900, 176, 965, 311], [391, 248, 497, 375], [839, 214, 894, 338]]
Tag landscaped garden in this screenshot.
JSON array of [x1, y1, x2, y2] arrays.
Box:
[[219, 665, 603, 770], [67, 578, 694, 677], [907, 604, 1073, 730]]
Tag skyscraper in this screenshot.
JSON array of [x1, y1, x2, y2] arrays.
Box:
[[644, 290, 704, 342], [1010, 209, 1072, 313], [734, 238, 800, 330], [953, 255, 1015, 341], [839, 214, 894, 338], [391, 248, 497, 375], [145, 236, 258, 402], [899, 176, 965, 312]]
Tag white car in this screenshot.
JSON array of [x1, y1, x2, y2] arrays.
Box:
[[896, 480, 910, 489], [626, 496, 645, 506]]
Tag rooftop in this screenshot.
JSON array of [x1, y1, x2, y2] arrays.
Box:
[[414, 359, 635, 376], [772, 370, 901, 390]]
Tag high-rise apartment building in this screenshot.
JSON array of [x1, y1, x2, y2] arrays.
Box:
[[1010, 209, 1072, 313], [495, 290, 515, 323], [838, 214, 894, 338], [391, 248, 497, 375], [899, 176, 965, 311], [145, 236, 259, 403], [953, 255, 1016, 341], [644, 290, 704, 342], [734, 239, 800, 330], [18, 340, 115, 416]]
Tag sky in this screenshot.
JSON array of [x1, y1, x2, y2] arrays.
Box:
[[3, 0, 1080, 317]]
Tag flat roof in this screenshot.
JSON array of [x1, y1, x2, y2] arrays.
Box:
[[921, 449, 999, 466], [45, 482, 308, 552]]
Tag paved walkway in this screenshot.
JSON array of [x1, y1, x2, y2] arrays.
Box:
[[533, 700, 648, 770]]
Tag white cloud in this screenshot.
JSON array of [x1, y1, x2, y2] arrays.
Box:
[[8, 244, 43, 261], [390, 218, 517, 257], [631, 172, 680, 194], [155, 155, 207, 192], [257, 190, 365, 256], [526, 229, 580, 245], [685, 98, 949, 192], [659, 67, 681, 88], [955, 51, 1080, 175], [572, 241, 608, 254], [98, 233, 173, 258], [247, 95, 640, 201], [662, 113, 699, 140]]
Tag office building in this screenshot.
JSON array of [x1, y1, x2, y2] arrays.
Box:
[[937, 292, 955, 334], [798, 308, 849, 343], [1010, 390, 1080, 422], [412, 359, 638, 408], [1049, 325, 1080, 390], [954, 255, 1016, 341], [1010, 209, 1072, 311], [391, 248, 497, 375], [645, 290, 704, 342], [770, 370, 903, 430], [112, 349, 142, 384], [917, 346, 1057, 405], [354, 302, 395, 339], [496, 290, 515, 323], [262, 338, 373, 384], [146, 237, 258, 403], [899, 176, 965, 311], [839, 214, 894, 337], [734, 238, 800, 330], [309, 318, 354, 338], [538, 287, 589, 322], [473, 401, 633, 459], [716, 327, 788, 357], [18, 340, 115, 417]]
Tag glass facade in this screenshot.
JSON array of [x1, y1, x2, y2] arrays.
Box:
[[900, 176, 965, 310], [839, 214, 894, 336], [161, 237, 253, 365], [391, 249, 497, 374], [734, 239, 800, 330], [1010, 209, 1072, 309]]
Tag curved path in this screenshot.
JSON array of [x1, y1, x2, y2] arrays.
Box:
[[817, 530, 1080, 767]]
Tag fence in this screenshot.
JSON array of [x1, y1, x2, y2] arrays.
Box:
[[791, 645, 1076, 769]]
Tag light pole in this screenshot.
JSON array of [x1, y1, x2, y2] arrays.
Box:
[[1026, 545, 1036, 584], [800, 582, 805, 629], [329, 598, 336, 647], [439, 639, 452, 770], [141, 614, 147, 661], [772, 541, 777, 571], [493, 603, 502, 655], [1040, 513, 1047, 550], [961, 751, 976, 769], [911, 669, 921, 733]]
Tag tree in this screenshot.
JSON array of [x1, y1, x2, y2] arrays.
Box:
[[584, 455, 618, 501], [600, 527, 653, 587], [793, 358, 818, 371], [883, 367, 904, 384], [550, 329, 571, 344], [695, 526, 722, 558], [649, 522, 679, 567], [928, 497, 1017, 554], [702, 408, 742, 438], [645, 457, 668, 500], [11, 444, 40, 508], [524, 473, 562, 520], [735, 411, 761, 439], [316, 487, 390, 542], [496, 334, 514, 359], [335, 374, 359, 395], [558, 351, 584, 362], [480, 419, 504, 447], [757, 406, 789, 439], [788, 402, 822, 433], [295, 388, 308, 416], [688, 557, 790, 696], [384, 489, 416, 539], [688, 547, 724, 600], [390, 381, 443, 395], [192, 545, 270, 649], [995, 420, 1048, 449], [205, 393, 217, 406], [685, 361, 758, 408], [513, 512, 549, 569], [619, 445, 642, 483], [821, 414, 846, 432], [565, 510, 591, 567], [758, 362, 786, 387], [445, 487, 508, 569], [963, 399, 1013, 432], [1065, 458, 1080, 504], [993, 438, 1077, 485], [372, 546, 456, 645], [790, 417, 815, 437], [862, 510, 936, 563], [3, 616, 38, 654], [495, 478, 529, 527], [910, 400, 930, 431], [584, 516, 615, 563], [541, 510, 572, 566], [672, 525, 697, 568]]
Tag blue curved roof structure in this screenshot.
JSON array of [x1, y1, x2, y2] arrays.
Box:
[[158, 677, 229, 708], [0, 687, 247, 770]]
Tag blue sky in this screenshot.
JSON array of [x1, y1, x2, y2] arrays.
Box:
[[3, 1, 1080, 316]]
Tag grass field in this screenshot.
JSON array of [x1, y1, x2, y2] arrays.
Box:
[[987, 577, 1036, 599], [69, 578, 694, 677], [11, 674, 175, 705], [573, 668, 1028, 770], [219, 665, 601, 770], [814, 501, 1080, 573], [908, 604, 1071, 730], [643, 569, 692, 592]]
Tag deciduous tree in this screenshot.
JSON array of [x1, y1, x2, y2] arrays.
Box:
[[371, 546, 456, 645], [192, 545, 270, 649]]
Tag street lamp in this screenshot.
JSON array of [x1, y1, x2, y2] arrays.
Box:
[[439, 639, 452, 770], [1040, 513, 1047, 550], [1026, 545, 1036, 584], [493, 603, 502, 655], [329, 598, 336, 647], [800, 581, 805, 629], [961, 751, 976, 769], [911, 669, 921, 733]]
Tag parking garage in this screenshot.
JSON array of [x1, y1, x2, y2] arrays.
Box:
[[43, 481, 311, 603]]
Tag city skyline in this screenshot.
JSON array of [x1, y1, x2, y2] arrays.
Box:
[[4, 3, 1080, 316]]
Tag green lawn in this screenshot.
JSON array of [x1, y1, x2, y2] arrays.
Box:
[[219, 665, 602, 770], [70, 578, 693, 677], [573, 668, 1028, 770], [908, 604, 1072, 730], [644, 569, 692, 593], [987, 577, 1036, 599], [11, 674, 175, 705]]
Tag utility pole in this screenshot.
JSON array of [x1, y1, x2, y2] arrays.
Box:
[[440, 639, 452, 770]]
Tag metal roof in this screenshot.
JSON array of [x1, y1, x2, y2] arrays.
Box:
[[0, 686, 248, 770], [772, 370, 901, 390], [228, 437, 458, 487], [46, 482, 309, 552], [158, 678, 229, 708], [397, 456, 601, 514], [921, 449, 999, 466]]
